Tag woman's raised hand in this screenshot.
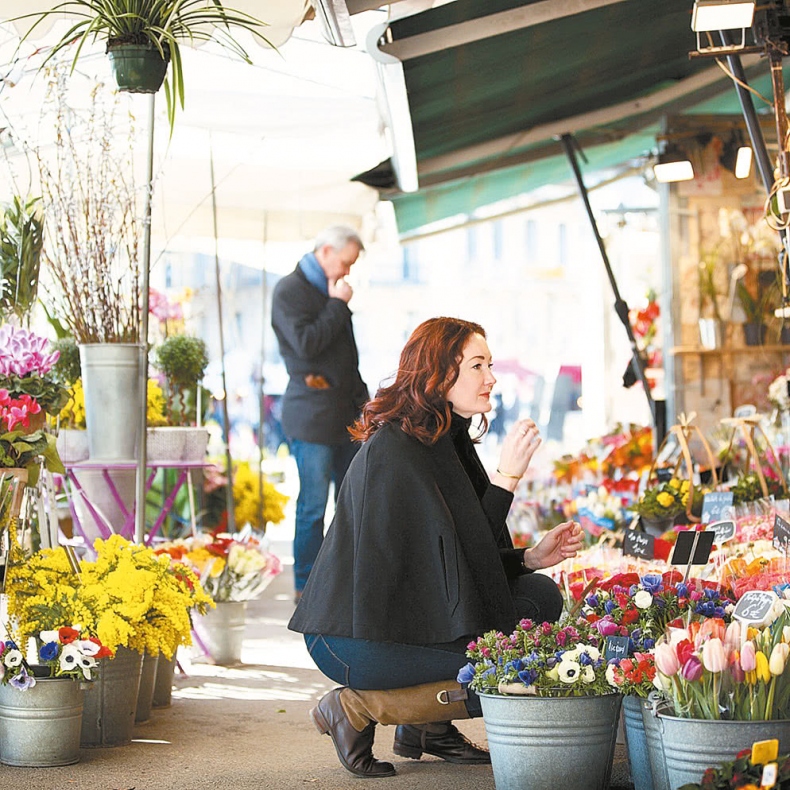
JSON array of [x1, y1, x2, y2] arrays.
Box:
[[493, 419, 541, 492], [523, 520, 584, 570]]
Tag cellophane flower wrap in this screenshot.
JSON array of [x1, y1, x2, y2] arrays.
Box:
[[654, 600, 790, 721], [581, 571, 735, 653], [459, 618, 613, 697], [155, 532, 282, 603], [4, 535, 213, 661]]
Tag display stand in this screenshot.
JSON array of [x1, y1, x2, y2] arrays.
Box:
[[59, 460, 209, 548]]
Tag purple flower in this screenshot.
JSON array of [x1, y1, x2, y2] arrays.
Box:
[[586, 594, 599, 607], [680, 656, 703, 682], [9, 667, 36, 690], [39, 641, 59, 662], [604, 599, 616, 615], [640, 574, 663, 593], [517, 668, 538, 686], [0, 325, 59, 378], [593, 617, 620, 637], [456, 662, 476, 684]]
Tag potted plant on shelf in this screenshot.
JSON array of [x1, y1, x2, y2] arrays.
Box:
[[13, 0, 273, 133], [698, 253, 725, 349], [149, 333, 210, 461], [736, 278, 773, 346], [458, 617, 622, 790]]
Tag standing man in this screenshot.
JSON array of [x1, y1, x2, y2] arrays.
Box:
[[271, 226, 369, 603]]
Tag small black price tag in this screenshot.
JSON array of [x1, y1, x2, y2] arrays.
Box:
[[604, 635, 630, 662], [773, 514, 790, 552], [733, 590, 778, 626], [701, 492, 734, 525], [706, 520, 736, 545], [623, 530, 655, 560], [670, 530, 715, 566]]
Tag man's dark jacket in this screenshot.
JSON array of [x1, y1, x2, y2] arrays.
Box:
[[288, 421, 529, 645], [271, 266, 368, 444]]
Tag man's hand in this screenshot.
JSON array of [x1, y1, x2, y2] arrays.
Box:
[[328, 278, 353, 303]]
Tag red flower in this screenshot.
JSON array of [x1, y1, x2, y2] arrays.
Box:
[[621, 608, 640, 625], [58, 626, 80, 644], [676, 639, 695, 666]]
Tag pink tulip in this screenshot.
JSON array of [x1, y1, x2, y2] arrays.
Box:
[[729, 654, 745, 683], [740, 642, 756, 673], [655, 642, 680, 677], [680, 656, 703, 682], [701, 638, 727, 673], [724, 621, 741, 652]]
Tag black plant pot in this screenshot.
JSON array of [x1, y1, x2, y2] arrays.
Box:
[[107, 43, 168, 95], [781, 326, 790, 345], [742, 322, 767, 346]]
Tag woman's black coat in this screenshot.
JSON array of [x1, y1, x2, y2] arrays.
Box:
[[288, 421, 528, 645]]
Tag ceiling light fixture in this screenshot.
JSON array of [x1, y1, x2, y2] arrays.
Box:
[[720, 130, 753, 179], [691, 0, 755, 53], [653, 144, 695, 183]]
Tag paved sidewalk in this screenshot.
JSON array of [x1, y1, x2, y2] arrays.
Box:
[[1, 535, 634, 789]]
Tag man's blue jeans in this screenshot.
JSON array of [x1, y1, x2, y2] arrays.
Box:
[[289, 438, 359, 592]]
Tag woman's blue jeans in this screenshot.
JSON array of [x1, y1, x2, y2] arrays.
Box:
[[304, 572, 563, 719], [289, 438, 358, 592]]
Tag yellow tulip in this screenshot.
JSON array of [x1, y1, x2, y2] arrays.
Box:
[[769, 643, 789, 676], [755, 651, 771, 683]]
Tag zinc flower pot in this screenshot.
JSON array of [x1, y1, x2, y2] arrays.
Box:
[[479, 692, 622, 790], [194, 600, 247, 665], [134, 651, 159, 724], [0, 676, 84, 766], [56, 428, 89, 463], [642, 699, 670, 790], [622, 695, 654, 790], [640, 515, 674, 537], [80, 646, 143, 747], [79, 343, 143, 461], [657, 712, 790, 789], [152, 651, 177, 709]]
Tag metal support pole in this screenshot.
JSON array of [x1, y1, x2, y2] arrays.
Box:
[[135, 92, 155, 545], [258, 213, 268, 533], [209, 138, 236, 534], [559, 133, 658, 428]]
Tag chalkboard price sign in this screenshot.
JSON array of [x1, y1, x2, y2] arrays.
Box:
[[733, 590, 778, 626], [701, 492, 734, 525], [623, 530, 655, 560], [604, 636, 630, 662], [774, 514, 790, 552], [706, 520, 736, 545], [670, 530, 715, 566]]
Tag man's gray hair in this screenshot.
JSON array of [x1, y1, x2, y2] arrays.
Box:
[[314, 225, 364, 253]]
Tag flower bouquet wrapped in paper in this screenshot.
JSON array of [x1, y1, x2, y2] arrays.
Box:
[[156, 531, 282, 603]]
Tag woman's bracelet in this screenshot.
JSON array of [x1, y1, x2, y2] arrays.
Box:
[[496, 467, 522, 480]]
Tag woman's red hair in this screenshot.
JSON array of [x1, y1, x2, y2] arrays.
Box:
[[350, 317, 487, 445]]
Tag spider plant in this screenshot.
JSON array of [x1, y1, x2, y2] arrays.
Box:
[[13, 0, 273, 133]]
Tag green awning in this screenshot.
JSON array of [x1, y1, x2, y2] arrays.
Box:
[[376, 0, 784, 233]]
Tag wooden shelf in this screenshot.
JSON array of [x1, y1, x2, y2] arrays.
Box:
[[671, 344, 790, 356]]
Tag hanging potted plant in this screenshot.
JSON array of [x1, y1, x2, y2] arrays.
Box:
[[13, 0, 273, 133]]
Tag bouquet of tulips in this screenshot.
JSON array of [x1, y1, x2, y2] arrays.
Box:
[[654, 603, 790, 720]]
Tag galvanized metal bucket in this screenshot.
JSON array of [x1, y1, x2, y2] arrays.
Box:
[[81, 646, 143, 748], [642, 698, 670, 790], [194, 600, 247, 665], [623, 695, 654, 790], [480, 692, 622, 790], [135, 651, 160, 723], [152, 651, 177, 708], [658, 712, 790, 789], [79, 343, 142, 461], [0, 677, 84, 766]]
